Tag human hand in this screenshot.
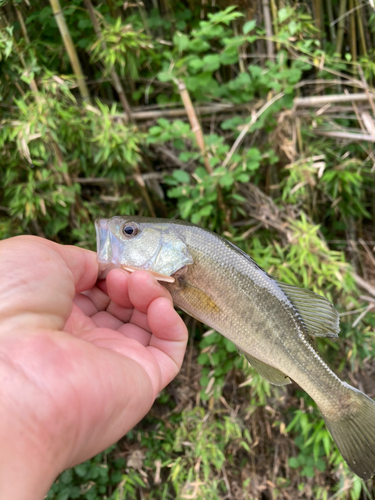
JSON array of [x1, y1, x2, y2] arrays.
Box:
[[0, 236, 188, 500]]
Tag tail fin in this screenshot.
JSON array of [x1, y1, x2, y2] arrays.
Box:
[[323, 383, 375, 479]]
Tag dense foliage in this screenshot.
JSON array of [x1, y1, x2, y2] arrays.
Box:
[[1, 0, 375, 498]]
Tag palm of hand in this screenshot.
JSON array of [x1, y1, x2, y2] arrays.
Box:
[[0, 236, 187, 489]]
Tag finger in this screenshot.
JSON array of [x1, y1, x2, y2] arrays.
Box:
[[128, 271, 171, 314], [81, 287, 110, 313], [129, 309, 150, 332], [106, 269, 133, 309], [146, 297, 188, 388], [73, 293, 98, 317], [64, 303, 96, 334], [105, 302, 133, 323], [117, 323, 152, 347], [91, 311, 124, 330], [45, 241, 99, 293]]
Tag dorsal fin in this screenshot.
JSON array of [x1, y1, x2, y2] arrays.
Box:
[[276, 281, 340, 338]]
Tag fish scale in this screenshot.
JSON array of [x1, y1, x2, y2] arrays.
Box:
[[96, 216, 375, 479], [166, 224, 344, 410]]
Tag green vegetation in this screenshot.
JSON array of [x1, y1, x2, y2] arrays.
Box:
[[1, 0, 375, 498]]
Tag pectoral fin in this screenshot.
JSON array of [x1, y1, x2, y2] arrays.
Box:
[[178, 280, 221, 316], [243, 352, 291, 386]]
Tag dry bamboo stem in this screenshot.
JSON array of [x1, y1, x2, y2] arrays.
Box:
[[49, 0, 91, 103], [347, 90, 375, 166], [294, 93, 372, 106], [178, 80, 212, 174], [177, 80, 227, 217], [113, 93, 375, 121], [315, 130, 375, 141], [262, 0, 275, 60], [83, 0, 133, 121], [358, 66, 375, 116]]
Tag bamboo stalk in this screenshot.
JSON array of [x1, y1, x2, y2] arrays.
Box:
[[14, 3, 30, 43], [83, 0, 133, 121], [295, 93, 371, 106], [355, 0, 367, 56], [358, 66, 375, 116], [326, 0, 336, 42], [135, 0, 151, 37], [349, 0, 357, 65], [177, 79, 227, 216], [335, 0, 347, 55], [178, 80, 212, 174], [315, 130, 375, 141], [262, 0, 275, 60], [313, 0, 322, 35], [49, 0, 91, 103], [113, 93, 374, 121]]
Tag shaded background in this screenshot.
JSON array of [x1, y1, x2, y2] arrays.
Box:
[[1, 0, 375, 498]]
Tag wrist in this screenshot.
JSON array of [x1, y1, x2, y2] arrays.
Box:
[[0, 443, 60, 500]]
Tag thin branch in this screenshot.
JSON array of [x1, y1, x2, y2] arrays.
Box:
[[330, 1, 366, 26], [222, 92, 284, 169]]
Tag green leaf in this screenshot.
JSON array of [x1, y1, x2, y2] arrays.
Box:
[[243, 20, 256, 34], [288, 457, 300, 468], [188, 38, 210, 52], [173, 32, 190, 53], [172, 170, 190, 183], [202, 54, 221, 71], [158, 71, 175, 82], [219, 173, 234, 187]]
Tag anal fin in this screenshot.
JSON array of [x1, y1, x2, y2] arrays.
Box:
[[243, 352, 291, 386]]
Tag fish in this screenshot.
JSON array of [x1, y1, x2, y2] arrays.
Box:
[[95, 215, 375, 479]]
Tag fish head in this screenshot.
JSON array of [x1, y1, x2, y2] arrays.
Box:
[[95, 216, 193, 277]]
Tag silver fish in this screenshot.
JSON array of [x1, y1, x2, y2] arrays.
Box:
[[96, 216, 375, 479]]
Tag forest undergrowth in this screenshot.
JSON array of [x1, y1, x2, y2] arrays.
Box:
[[1, 0, 375, 498]]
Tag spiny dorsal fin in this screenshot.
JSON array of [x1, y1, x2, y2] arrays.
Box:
[[276, 281, 340, 338], [243, 352, 291, 386]]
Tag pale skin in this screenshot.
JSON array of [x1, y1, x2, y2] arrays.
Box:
[[0, 236, 188, 499]]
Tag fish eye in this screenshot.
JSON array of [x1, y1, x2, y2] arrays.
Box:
[[122, 222, 139, 237]]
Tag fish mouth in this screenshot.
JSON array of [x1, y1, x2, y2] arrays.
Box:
[[95, 218, 112, 264]]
